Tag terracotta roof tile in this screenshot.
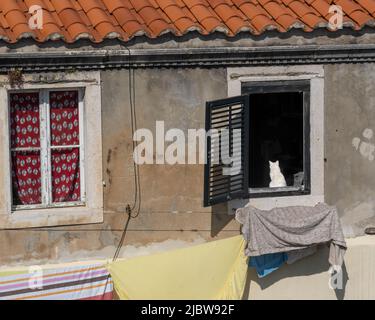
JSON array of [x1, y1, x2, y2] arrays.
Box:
[[0, 0, 375, 43], [310, 0, 331, 17], [50, 0, 76, 14], [357, 0, 375, 14]]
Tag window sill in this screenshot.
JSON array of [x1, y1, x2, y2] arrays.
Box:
[[248, 188, 311, 199], [229, 194, 325, 214], [0, 206, 103, 229], [12, 202, 86, 211]]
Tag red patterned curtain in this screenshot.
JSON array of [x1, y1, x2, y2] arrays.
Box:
[[50, 91, 81, 203], [10, 92, 42, 205]]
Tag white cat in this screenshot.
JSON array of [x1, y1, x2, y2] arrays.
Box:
[[269, 160, 287, 188]]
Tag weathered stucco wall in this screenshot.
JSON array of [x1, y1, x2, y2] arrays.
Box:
[[100, 68, 239, 243], [246, 236, 375, 300], [325, 63, 375, 237], [1, 62, 375, 266]]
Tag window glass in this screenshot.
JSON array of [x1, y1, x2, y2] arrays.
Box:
[[10, 92, 40, 149], [51, 148, 81, 203], [11, 150, 42, 205], [50, 91, 80, 146], [50, 91, 81, 203], [10, 92, 42, 205]]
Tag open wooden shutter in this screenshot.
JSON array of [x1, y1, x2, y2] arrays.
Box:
[[204, 95, 249, 207]]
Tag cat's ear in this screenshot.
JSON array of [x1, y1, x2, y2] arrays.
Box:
[[269, 161, 273, 166], [276, 160, 279, 165]]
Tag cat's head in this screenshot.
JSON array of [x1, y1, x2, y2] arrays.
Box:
[[269, 160, 280, 169]]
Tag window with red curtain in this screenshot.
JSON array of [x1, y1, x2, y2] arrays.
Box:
[[9, 90, 82, 208]]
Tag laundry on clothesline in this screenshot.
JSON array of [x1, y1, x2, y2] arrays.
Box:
[[249, 246, 319, 278], [249, 252, 287, 278], [0, 262, 113, 300], [108, 235, 248, 300], [236, 203, 347, 278]]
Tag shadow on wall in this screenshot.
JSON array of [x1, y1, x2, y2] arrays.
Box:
[[242, 246, 349, 300], [210, 203, 238, 238], [335, 263, 349, 300]]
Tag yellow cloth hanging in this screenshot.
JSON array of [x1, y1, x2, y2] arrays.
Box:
[[108, 235, 248, 300]]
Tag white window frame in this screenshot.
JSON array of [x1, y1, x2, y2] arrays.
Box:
[[0, 71, 103, 229], [9, 88, 86, 211], [227, 65, 325, 213]]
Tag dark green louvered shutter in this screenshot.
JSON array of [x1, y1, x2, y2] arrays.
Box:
[[204, 95, 250, 207]]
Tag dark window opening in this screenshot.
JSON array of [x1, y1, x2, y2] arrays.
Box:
[[242, 80, 311, 198], [249, 92, 304, 189]]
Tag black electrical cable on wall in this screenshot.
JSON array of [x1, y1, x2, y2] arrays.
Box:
[[112, 47, 141, 262]]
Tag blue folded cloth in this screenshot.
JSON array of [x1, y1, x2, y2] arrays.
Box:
[[249, 252, 287, 278]]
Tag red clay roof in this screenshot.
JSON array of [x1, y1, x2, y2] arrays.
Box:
[[0, 0, 375, 43]]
